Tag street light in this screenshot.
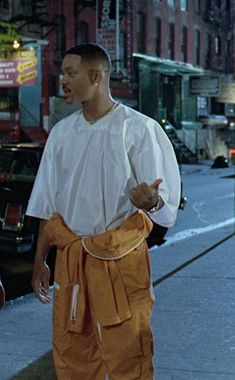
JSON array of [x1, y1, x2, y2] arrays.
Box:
[[13, 40, 20, 49]]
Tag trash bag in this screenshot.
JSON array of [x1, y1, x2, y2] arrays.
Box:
[[211, 155, 229, 169]]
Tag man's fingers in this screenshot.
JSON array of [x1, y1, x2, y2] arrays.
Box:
[[32, 280, 51, 304], [150, 178, 163, 189]]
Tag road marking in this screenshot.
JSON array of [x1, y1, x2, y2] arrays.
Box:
[[192, 201, 209, 224], [216, 193, 235, 200], [151, 218, 235, 250], [152, 232, 235, 286]]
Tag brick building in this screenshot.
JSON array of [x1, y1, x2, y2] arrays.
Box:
[[0, 0, 234, 158]]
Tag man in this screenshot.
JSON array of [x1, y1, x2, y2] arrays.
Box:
[[27, 43, 180, 380]]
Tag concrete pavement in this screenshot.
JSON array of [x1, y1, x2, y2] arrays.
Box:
[[0, 231, 234, 379], [152, 232, 235, 379]]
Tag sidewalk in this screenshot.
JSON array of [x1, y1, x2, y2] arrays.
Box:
[[0, 293, 54, 380], [0, 232, 234, 379]]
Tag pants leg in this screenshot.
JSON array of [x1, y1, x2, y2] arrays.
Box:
[[53, 239, 154, 379], [53, 288, 107, 380], [91, 303, 154, 380], [86, 241, 155, 380]]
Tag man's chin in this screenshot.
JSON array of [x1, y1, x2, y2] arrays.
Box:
[[64, 97, 74, 104]]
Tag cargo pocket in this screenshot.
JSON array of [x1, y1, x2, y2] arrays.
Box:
[[106, 357, 141, 380], [103, 305, 153, 380], [116, 241, 152, 303], [101, 306, 154, 379], [101, 313, 142, 360]]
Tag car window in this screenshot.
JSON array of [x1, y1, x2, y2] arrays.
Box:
[[0, 151, 13, 173], [0, 151, 39, 178]]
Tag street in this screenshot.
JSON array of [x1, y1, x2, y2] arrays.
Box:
[[150, 161, 234, 279], [149, 161, 235, 379]]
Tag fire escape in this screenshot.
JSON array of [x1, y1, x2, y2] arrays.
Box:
[[10, 0, 55, 40], [205, 2, 233, 73]]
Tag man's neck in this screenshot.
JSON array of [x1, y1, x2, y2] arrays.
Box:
[[82, 97, 116, 123]]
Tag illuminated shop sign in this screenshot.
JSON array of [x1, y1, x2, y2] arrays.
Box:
[[0, 52, 37, 87]]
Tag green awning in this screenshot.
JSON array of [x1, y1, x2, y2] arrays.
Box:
[[133, 53, 204, 75]]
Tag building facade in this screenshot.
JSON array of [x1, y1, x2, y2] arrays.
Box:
[[0, 0, 234, 158]]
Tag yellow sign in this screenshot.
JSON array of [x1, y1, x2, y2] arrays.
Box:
[[17, 58, 37, 72], [16, 70, 37, 85], [0, 56, 37, 87]]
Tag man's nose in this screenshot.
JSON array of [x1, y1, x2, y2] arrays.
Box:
[[60, 75, 66, 85]]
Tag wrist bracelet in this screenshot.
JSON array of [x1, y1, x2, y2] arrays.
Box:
[[147, 196, 163, 213]]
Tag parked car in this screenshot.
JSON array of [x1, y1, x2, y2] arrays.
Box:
[[0, 143, 58, 300], [0, 143, 44, 255]]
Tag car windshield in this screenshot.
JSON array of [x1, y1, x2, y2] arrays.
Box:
[[0, 150, 38, 178]]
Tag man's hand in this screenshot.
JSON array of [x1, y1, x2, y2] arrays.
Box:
[[31, 260, 51, 304], [31, 219, 51, 304], [129, 178, 163, 211]]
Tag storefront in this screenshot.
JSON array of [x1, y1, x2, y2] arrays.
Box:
[[133, 53, 207, 129], [0, 22, 48, 143]]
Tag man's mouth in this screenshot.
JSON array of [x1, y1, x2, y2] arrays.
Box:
[[63, 87, 71, 97]]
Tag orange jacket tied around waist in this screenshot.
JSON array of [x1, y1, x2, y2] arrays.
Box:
[[44, 211, 153, 333]]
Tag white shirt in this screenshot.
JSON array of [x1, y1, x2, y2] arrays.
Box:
[[26, 104, 181, 236]]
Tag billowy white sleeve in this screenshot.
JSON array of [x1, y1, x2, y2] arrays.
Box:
[[128, 119, 181, 227], [26, 135, 56, 220]]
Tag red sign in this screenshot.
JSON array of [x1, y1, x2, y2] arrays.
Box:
[[96, 0, 116, 60], [0, 56, 37, 87]]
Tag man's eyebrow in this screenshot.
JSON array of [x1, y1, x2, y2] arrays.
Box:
[[61, 66, 77, 71]]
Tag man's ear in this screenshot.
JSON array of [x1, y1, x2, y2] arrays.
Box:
[[88, 69, 102, 85]]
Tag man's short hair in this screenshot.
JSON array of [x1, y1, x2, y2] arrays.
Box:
[[64, 43, 111, 71]]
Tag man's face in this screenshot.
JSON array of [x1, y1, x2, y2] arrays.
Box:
[[60, 54, 95, 104]]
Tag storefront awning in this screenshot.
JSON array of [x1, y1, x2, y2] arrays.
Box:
[[133, 53, 204, 75]]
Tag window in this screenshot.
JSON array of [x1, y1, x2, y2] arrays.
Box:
[[76, 21, 89, 44], [205, 33, 212, 65], [2, 0, 9, 9], [181, 0, 188, 11], [195, 0, 200, 14], [0, 88, 18, 112], [227, 38, 233, 58], [168, 23, 175, 60], [197, 97, 209, 117], [0, 151, 38, 178], [194, 29, 200, 65], [155, 17, 161, 56], [168, 0, 175, 6], [137, 12, 146, 53], [215, 36, 221, 55], [182, 26, 187, 62], [226, 0, 230, 11], [206, 33, 212, 55], [54, 15, 65, 65], [206, 0, 212, 10]]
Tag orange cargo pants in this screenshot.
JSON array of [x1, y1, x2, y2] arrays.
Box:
[[45, 211, 155, 380]]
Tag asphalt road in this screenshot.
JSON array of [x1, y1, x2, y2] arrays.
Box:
[[150, 161, 234, 284]]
